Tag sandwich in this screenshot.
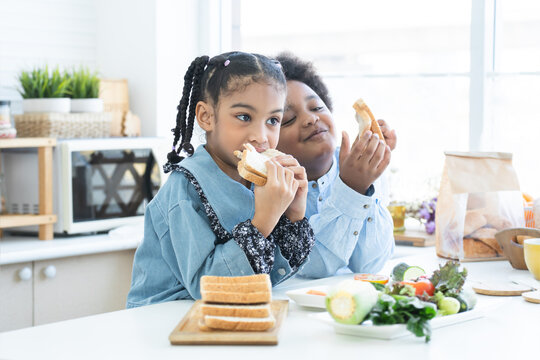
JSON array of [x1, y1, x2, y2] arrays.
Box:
[[199, 274, 275, 332], [233, 143, 285, 186], [353, 98, 385, 143]]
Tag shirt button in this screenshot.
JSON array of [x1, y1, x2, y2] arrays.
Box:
[[367, 217, 373, 222], [318, 196, 322, 201], [363, 204, 369, 209], [312, 183, 317, 188], [321, 181, 325, 185], [278, 268, 286, 276], [353, 231, 358, 236]]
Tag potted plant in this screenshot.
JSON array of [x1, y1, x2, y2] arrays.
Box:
[[18, 66, 71, 113], [69, 67, 103, 113]]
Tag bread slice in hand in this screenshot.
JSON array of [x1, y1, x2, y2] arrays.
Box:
[[353, 98, 385, 143], [201, 314, 276, 332], [233, 143, 284, 186]]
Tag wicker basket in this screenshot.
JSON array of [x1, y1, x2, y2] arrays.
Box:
[[14, 112, 112, 138]]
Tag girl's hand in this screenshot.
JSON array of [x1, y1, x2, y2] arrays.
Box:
[[377, 119, 397, 151], [338, 131, 391, 195], [273, 155, 308, 223], [251, 159, 299, 237]]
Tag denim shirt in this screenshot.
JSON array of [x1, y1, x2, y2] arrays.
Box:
[[126, 145, 302, 308], [297, 147, 395, 278]]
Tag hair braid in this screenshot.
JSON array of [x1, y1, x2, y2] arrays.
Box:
[[167, 56, 208, 166], [183, 56, 209, 156]]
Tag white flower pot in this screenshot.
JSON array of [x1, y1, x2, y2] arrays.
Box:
[[71, 98, 104, 113], [23, 98, 71, 113]]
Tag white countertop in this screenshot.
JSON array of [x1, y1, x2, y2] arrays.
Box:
[[1, 249, 539, 360], [0, 221, 423, 266], [0, 223, 143, 265]]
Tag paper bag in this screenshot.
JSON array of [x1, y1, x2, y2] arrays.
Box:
[[436, 152, 525, 260]]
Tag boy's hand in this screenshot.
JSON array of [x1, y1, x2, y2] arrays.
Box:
[[252, 159, 299, 237], [377, 119, 397, 151], [338, 131, 391, 195], [273, 155, 308, 223]]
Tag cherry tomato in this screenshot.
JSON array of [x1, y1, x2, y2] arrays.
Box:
[[401, 278, 435, 296], [354, 273, 390, 284]]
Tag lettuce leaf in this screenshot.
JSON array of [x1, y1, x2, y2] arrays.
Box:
[[429, 261, 467, 297], [367, 294, 437, 342]]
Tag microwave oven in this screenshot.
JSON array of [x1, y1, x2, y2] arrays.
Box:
[[3, 137, 168, 235]]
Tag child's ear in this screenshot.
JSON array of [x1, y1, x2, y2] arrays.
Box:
[[196, 101, 214, 132]]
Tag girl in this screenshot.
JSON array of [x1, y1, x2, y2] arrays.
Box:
[[127, 52, 314, 308], [274, 52, 397, 278]]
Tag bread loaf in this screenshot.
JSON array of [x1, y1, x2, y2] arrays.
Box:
[[464, 211, 487, 235], [464, 227, 502, 258], [463, 238, 498, 258]]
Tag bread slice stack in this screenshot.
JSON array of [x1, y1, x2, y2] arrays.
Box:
[[199, 274, 275, 331]]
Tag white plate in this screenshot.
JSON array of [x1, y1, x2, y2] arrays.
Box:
[[310, 307, 484, 339], [286, 285, 329, 309]]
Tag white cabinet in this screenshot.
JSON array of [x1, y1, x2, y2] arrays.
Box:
[[0, 262, 33, 331], [0, 249, 135, 332]]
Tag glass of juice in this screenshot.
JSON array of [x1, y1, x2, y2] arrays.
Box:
[[388, 202, 406, 233]]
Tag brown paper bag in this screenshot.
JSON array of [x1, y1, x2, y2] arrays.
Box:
[[436, 152, 525, 261]]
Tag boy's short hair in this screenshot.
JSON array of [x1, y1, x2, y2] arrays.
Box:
[[276, 52, 333, 112]]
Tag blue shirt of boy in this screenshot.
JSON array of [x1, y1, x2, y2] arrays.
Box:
[[298, 147, 395, 278]]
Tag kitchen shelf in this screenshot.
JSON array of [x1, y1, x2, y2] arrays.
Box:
[[0, 137, 57, 240]]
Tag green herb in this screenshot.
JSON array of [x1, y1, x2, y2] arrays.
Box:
[[367, 294, 437, 342], [69, 67, 100, 99], [429, 261, 467, 297], [386, 282, 416, 297], [371, 282, 386, 292], [18, 66, 71, 99]]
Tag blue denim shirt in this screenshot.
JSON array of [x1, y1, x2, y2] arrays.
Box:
[[297, 147, 395, 278], [126, 146, 298, 308]]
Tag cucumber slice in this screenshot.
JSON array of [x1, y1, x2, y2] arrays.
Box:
[[402, 266, 426, 281], [391, 262, 409, 281]]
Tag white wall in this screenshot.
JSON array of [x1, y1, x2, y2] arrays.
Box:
[[0, 0, 200, 138], [0, 0, 98, 108], [95, 0, 157, 136], [155, 0, 199, 139]]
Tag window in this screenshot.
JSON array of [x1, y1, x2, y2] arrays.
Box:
[[485, 0, 540, 197], [228, 0, 540, 199]]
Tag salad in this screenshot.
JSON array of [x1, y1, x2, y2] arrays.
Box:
[[325, 260, 476, 342]]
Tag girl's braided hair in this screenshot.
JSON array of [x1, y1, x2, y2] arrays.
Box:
[[275, 52, 333, 112], [165, 51, 286, 171]]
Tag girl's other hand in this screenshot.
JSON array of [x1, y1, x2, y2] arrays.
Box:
[[338, 131, 391, 195], [377, 119, 397, 151], [273, 155, 308, 223], [252, 159, 299, 237]]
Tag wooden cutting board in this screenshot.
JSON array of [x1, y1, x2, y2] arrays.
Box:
[[169, 300, 289, 345], [394, 229, 435, 247], [522, 290, 540, 304], [472, 281, 534, 296]]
